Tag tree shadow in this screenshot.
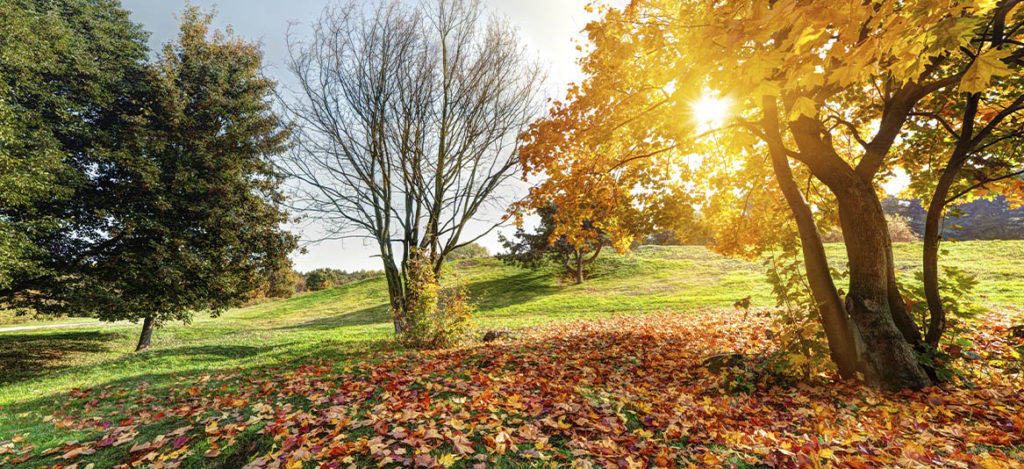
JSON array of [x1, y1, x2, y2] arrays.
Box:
[[464, 270, 561, 314], [0, 330, 130, 385], [136, 344, 272, 362], [276, 304, 391, 331]]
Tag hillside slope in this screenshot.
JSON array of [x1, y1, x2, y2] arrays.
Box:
[[3, 242, 1023, 408], [2, 242, 1024, 467]]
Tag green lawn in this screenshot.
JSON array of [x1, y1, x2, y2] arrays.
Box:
[[3, 241, 1023, 407], [1, 241, 1022, 467]]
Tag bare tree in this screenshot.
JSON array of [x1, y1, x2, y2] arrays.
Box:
[[279, 0, 543, 333]]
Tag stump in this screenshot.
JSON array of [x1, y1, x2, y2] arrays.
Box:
[[701, 353, 746, 374], [483, 330, 513, 343]]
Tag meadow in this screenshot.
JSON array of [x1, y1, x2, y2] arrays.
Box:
[[1, 241, 1023, 467]]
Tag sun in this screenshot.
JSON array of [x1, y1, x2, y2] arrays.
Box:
[[691, 94, 732, 130]]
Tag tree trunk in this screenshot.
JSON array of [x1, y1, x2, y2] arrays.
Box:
[[135, 316, 155, 352], [383, 259, 407, 334], [922, 171, 956, 347], [767, 146, 862, 379], [761, 100, 862, 379], [924, 95, 980, 347], [575, 249, 585, 284], [836, 182, 931, 390]]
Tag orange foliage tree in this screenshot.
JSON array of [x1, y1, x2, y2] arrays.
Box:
[[516, 0, 1024, 390]]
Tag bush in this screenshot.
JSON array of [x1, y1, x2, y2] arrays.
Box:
[[265, 268, 302, 298], [399, 250, 473, 349], [303, 268, 381, 292], [822, 213, 921, 243], [886, 214, 920, 242], [448, 243, 489, 260]]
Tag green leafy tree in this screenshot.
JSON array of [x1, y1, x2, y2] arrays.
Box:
[[303, 268, 381, 292], [498, 203, 607, 284], [116, 8, 297, 350], [2, 6, 297, 351], [0, 0, 146, 290], [304, 270, 335, 292], [447, 243, 490, 261]]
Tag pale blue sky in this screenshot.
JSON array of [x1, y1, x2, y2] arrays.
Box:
[[120, 0, 615, 272]]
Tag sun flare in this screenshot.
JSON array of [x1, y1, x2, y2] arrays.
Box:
[[691, 94, 732, 129]]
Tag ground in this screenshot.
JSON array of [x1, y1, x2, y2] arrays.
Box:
[[1, 242, 1023, 468]]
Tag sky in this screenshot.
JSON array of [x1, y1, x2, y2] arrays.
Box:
[[119, 0, 618, 272], [118, 0, 908, 274]]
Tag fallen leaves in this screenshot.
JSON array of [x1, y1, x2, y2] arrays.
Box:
[[2, 310, 1024, 468]]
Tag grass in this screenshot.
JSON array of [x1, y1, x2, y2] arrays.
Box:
[[1, 241, 1023, 467]]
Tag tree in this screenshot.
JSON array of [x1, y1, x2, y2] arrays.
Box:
[[2, 6, 297, 351], [264, 267, 303, 299], [518, 0, 1020, 390], [447, 243, 490, 261], [0, 0, 147, 292], [302, 268, 382, 292], [0, 86, 64, 290], [280, 0, 543, 334], [499, 203, 607, 283], [898, 4, 1024, 346], [0, 6, 68, 289], [123, 8, 297, 350], [881, 196, 1024, 240]]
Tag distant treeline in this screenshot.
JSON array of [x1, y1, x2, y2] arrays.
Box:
[[269, 244, 493, 298], [883, 196, 1024, 241], [297, 269, 383, 293]]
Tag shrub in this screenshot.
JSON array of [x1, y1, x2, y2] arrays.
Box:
[[265, 268, 302, 298], [303, 268, 382, 292], [822, 213, 921, 243], [399, 250, 473, 349], [887, 214, 920, 242], [448, 243, 489, 260]]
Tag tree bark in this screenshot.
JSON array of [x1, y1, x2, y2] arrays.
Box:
[[383, 256, 407, 334], [836, 181, 931, 390], [924, 95, 980, 347], [768, 153, 863, 379], [761, 99, 862, 379], [784, 110, 929, 390], [922, 175, 953, 347], [135, 316, 155, 352], [575, 249, 585, 284]]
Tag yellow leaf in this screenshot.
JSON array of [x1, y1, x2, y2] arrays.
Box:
[[788, 97, 818, 121], [437, 453, 458, 468], [961, 48, 1014, 93]]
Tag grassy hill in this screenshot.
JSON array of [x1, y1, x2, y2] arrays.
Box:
[[3, 241, 1023, 407], [1, 241, 1023, 467]]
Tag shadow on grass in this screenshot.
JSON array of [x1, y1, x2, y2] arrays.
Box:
[[0, 337, 393, 468], [276, 304, 390, 331], [136, 344, 273, 361], [0, 330, 130, 385], [466, 270, 560, 314]]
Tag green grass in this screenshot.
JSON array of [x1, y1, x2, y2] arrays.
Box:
[[3, 241, 1023, 406], [1, 241, 1022, 467]]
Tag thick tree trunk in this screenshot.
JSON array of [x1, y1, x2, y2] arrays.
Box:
[[384, 260, 407, 334], [575, 249, 585, 284], [836, 182, 931, 390], [767, 149, 862, 379], [135, 316, 155, 352], [761, 101, 862, 379]]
